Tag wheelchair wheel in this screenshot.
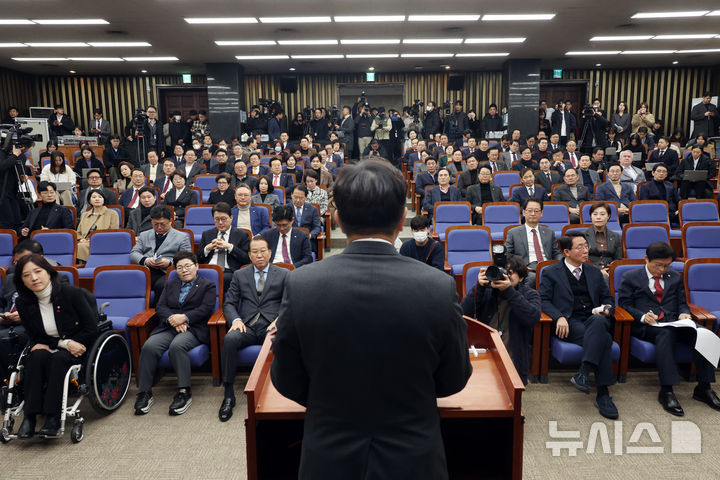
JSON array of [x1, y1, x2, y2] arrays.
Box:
[[84, 330, 132, 415], [70, 423, 83, 443]]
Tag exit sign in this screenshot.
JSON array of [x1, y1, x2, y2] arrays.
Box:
[[553, 69, 563, 79], [182, 73, 192, 84], [366, 72, 375, 82]]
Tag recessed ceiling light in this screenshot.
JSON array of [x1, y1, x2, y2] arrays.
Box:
[[141, 69, 148, 73], [400, 53, 453, 58], [277, 40, 338, 45], [88, 42, 152, 47], [482, 14, 556, 21], [444, 65, 451, 70], [708, 11, 720, 16], [455, 52, 510, 57], [68, 57, 124, 61], [0, 43, 27, 48], [288, 67, 296, 71], [403, 38, 463, 44], [123, 56, 179, 61], [590, 35, 653, 41], [69, 70, 76, 74], [215, 41, 277, 46], [184, 17, 257, 24], [235, 55, 289, 60], [620, 50, 676, 54], [290, 54, 343, 59], [340, 39, 401, 45], [334, 15, 405, 22], [12, 57, 69, 61], [653, 34, 717, 40], [596, 63, 602, 66], [673, 61, 679, 64], [26, 42, 89, 47], [368, 66, 375, 71], [408, 15, 480, 21], [32, 19, 109, 25], [676, 48, 720, 53], [464, 37, 526, 44], [260, 17, 331, 23], [566, 51, 621, 55], [0, 20, 35, 25], [345, 54, 399, 58], [631, 11, 708, 19]]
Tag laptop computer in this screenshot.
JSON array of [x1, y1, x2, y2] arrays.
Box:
[[54, 182, 73, 192], [632, 152, 642, 163], [683, 170, 708, 182], [604, 147, 617, 157], [644, 162, 659, 172]]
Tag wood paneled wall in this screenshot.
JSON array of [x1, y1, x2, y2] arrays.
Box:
[[540, 67, 712, 135], [0, 68, 35, 121], [33, 74, 207, 136], [244, 71, 504, 117]]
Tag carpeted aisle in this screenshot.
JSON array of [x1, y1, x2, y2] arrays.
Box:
[[3, 371, 719, 479]]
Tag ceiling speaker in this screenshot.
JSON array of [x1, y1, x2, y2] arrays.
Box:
[[448, 75, 465, 91], [279, 76, 298, 93]]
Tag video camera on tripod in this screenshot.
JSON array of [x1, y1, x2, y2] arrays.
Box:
[[409, 99, 424, 121], [443, 100, 453, 116], [0, 122, 40, 153], [258, 98, 284, 117]]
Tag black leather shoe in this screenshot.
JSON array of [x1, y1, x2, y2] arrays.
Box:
[[693, 386, 720, 411], [38, 415, 61, 436], [594, 395, 619, 419], [658, 391, 685, 417], [571, 372, 590, 394], [169, 390, 192, 416], [17, 415, 36, 439], [218, 397, 235, 422]]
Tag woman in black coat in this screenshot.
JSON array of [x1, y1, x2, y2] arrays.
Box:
[[163, 171, 196, 228], [460, 255, 541, 384], [14, 254, 98, 438]]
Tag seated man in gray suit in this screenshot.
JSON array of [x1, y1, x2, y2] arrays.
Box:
[[218, 235, 288, 422], [618, 150, 644, 188], [421, 168, 462, 219], [505, 198, 563, 288], [129, 205, 192, 304], [552, 168, 592, 224], [127, 187, 157, 236]]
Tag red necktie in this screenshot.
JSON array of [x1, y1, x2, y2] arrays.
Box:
[[532, 228, 544, 262], [162, 180, 171, 195], [653, 276, 665, 320], [281, 234, 291, 263], [571, 153, 577, 167], [273, 175, 280, 187], [129, 188, 139, 207]]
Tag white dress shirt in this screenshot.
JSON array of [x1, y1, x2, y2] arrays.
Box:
[[273, 228, 293, 264], [525, 224, 546, 264]]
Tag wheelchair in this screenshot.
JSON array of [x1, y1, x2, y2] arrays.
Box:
[[0, 300, 132, 444]]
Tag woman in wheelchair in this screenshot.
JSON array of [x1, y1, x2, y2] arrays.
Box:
[[13, 254, 98, 439]]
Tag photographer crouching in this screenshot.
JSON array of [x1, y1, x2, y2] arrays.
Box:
[[460, 250, 541, 384]]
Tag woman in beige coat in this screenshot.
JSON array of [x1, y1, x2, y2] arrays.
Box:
[[631, 101, 655, 134], [76, 190, 119, 262]]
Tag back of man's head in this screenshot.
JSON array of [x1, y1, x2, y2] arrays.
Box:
[[13, 239, 44, 256], [334, 159, 406, 237]]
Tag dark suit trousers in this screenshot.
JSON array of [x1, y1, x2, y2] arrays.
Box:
[[24, 348, 80, 415], [632, 323, 716, 386], [137, 330, 201, 391], [565, 315, 616, 386], [680, 180, 708, 199], [222, 324, 267, 384], [149, 267, 166, 307]]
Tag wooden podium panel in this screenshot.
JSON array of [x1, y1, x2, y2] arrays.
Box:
[[245, 317, 524, 480]]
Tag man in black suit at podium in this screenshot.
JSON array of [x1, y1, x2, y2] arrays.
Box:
[[271, 159, 472, 480]]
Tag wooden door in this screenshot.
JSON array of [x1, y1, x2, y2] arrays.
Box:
[[540, 83, 587, 124], [159, 88, 208, 121]]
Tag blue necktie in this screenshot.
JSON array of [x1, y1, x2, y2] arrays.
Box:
[[179, 281, 192, 304], [296, 207, 301, 223]]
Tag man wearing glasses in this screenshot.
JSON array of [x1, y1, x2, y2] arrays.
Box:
[[76, 169, 114, 212], [539, 232, 618, 420], [197, 202, 250, 292]]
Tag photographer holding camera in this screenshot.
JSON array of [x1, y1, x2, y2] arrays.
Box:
[[355, 103, 373, 160], [423, 101, 441, 139], [370, 107, 392, 159], [461, 251, 541, 385], [310, 108, 332, 142], [578, 102, 609, 155], [0, 143, 27, 231], [444, 100, 470, 143]]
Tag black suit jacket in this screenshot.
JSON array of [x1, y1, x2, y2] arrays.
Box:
[[197, 227, 250, 271], [539, 260, 614, 322], [270, 240, 471, 479], [293, 203, 322, 237], [22, 203, 74, 234], [152, 275, 216, 345], [164, 188, 196, 220], [208, 188, 236, 206], [617, 266, 689, 335], [552, 184, 592, 208], [141, 119, 165, 154], [677, 154, 717, 180], [638, 181, 680, 213], [466, 182, 505, 224], [535, 170, 563, 192], [262, 228, 313, 267], [102, 147, 131, 168], [47, 113, 75, 137], [15, 283, 97, 349], [223, 264, 287, 327], [268, 172, 295, 194], [231, 175, 259, 192], [648, 149, 679, 176], [76, 187, 115, 213]]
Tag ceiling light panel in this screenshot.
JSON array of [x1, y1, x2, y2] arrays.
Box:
[[403, 38, 463, 44], [620, 50, 676, 54], [123, 56, 179, 61], [631, 11, 708, 18], [216, 41, 277, 46], [88, 42, 152, 47], [400, 53, 453, 57], [68, 57, 124, 61], [26, 42, 89, 47], [290, 54, 344, 59], [590, 35, 653, 41], [408, 15, 480, 21], [482, 14, 556, 21], [185, 17, 257, 24], [676, 48, 720, 53], [0, 43, 27, 48], [0, 20, 35, 25], [345, 54, 399, 58], [277, 40, 338, 45], [334, 15, 405, 22], [566, 51, 621, 55], [653, 34, 717, 40], [32, 19, 109, 25], [455, 52, 510, 57], [236, 55, 289, 60], [464, 37, 525, 44], [12, 57, 69, 61], [260, 17, 331, 23], [341, 39, 401, 45]]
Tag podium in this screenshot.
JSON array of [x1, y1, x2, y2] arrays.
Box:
[[244, 316, 525, 479]]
